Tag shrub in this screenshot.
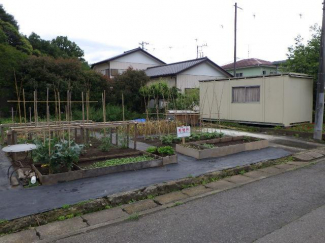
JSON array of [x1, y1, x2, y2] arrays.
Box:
[[99, 136, 112, 152], [157, 146, 175, 155], [160, 134, 174, 145], [146, 146, 157, 153], [33, 138, 83, 173]]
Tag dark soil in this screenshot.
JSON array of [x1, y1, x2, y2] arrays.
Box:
[[34, 164, 80, 175]]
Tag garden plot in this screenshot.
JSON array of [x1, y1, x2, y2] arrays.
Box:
[[6, 126, 175, 186], [176, 136, 269, 160], [137, 131, 225, 148]]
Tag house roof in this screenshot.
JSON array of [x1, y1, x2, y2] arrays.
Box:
[[221, 58, 276, 70], [145, 57, 233, 78], [199, 73, 313, 83], [91, 47, 166, 67]]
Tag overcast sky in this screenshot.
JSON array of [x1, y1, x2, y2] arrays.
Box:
[[1, 0, 323, 65]]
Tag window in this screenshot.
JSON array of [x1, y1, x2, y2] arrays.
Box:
[[105, 69, 110, 77], [232, 86, 260, 103], [111, 69, 126, 76], [262, 70, 266, 75], [111, 69, 119, 76], [235, 73, 243, 77]]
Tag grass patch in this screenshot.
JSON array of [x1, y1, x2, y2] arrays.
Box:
[[128, 213, 140, 221], [0, 219, 8, 225], [62, 204, 70, 209], [173, 202, 183, 207], [58, 216, 66, 221], [85, 155, 154, 169]]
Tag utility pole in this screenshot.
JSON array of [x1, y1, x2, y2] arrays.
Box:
[[139, 41, 149, 50], [234, 3, 243, 77], [314, 1, 325, 140]]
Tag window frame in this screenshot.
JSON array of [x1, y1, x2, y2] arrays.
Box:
[[232, 85, 260, 103]]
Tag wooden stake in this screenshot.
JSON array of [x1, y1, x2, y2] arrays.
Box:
[[13, 70, 22, 124], [58, 92, 61, 124], [82, 92, 85, 123], [46, 88, 49, 125], [11, 107, 14, 123], [23, 89, 26, 123], [29, 107, 32, 123], [122, 92, 125, 121]]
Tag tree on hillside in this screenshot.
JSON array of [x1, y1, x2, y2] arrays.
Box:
[[52, 36, 84, 60], [0, 20, 32, 54], [281, 24, 321, 80], [0, 4, 18, 30], [0, 44, 28, 114], [17, 56, 107, 115]]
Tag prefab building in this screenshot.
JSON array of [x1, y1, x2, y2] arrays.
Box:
[[199, 73, 313, 127]]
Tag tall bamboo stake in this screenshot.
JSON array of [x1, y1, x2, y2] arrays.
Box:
[[122, 92, 125, 121], [22, 89, 26, 123], [29, 107, 32, 123], [46, 88, 49, 125], [82, 92, 85, 123], [86, 91, 89, 123], [13, 70, 22, 124], [33, 91, 36, 125], [11, 107, 14, 123], [58, 92, 61, 125]]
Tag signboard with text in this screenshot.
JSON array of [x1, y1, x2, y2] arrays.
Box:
[[177, 126, 191, 138]]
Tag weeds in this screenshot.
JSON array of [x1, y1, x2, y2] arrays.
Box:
[[128, 213, 140, 221], [62, 204, 70, 209], [173, 202, 183, 207]]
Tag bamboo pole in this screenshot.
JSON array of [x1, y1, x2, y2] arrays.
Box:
[[23, 89, 26, 123], [11, 107, 14, 123], [82, 92, 85, 123], [33, 91, 36, 125], [86, 90, 89, 123], [58, 92, 61, 124], [122, 92, 125, 121], [47, 88, 49, 125], [29, 107, 32, 123], [13, 70, 22, 124]]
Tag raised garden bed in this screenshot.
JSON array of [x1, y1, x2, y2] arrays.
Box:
[[176, 136, 268, 160], [145, 146, 178, 165], [32, 151, 165, 185]]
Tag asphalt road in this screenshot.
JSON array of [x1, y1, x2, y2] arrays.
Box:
[[0, 147, 290, 220], [57, 160, 325, 243]]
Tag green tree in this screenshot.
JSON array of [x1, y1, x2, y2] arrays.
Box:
[[281, 24, 321, 80], [0, 20, 32, 54], [0, 4, 19, 30], [19, 56, 107, 116], [0, 44, 28, 114], [51, 36, 84, 60], [108, 68, 150, 112]]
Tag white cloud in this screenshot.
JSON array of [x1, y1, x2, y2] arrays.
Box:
[[1, 0, 322, 64]]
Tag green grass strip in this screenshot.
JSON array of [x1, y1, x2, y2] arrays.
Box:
[[85, 155, 154, 169]]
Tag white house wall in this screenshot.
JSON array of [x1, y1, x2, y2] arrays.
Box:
[[113, 51, 163, 66], [92, 62, 109, 74], [176, 62, 227, 92], [147, 77, 176, 88], [110, 61, 158, 70], [181, 62, 225, 77]]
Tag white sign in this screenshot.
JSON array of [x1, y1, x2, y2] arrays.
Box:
[[177, 126, 191, 138]]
